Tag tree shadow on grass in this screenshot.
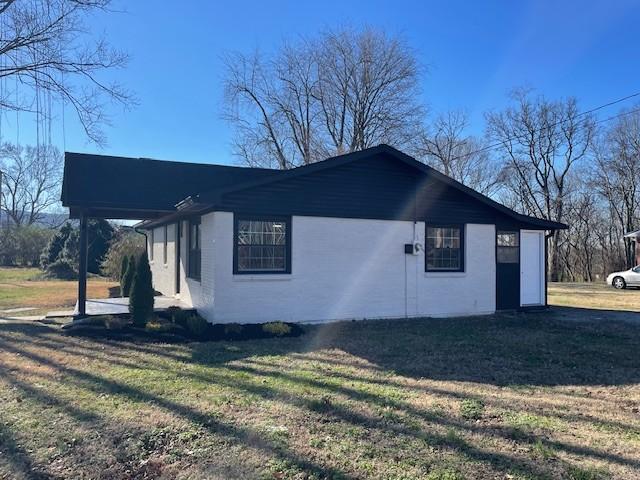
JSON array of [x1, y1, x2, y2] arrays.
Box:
[[0, 422, 52, 480], [1, 309, 640, 479], [2, 331, 637, 479], [0, 336, 549, 479], [0, 329, 356, 479], [4, 308, 640, 389], [282, 309, 640, 387]]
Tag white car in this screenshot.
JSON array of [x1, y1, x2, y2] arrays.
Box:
[[606, 266, 640, 289]]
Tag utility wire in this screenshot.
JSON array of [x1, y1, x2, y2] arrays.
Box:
[[446, 91, 640, 163], [593, 106, 640, 126]]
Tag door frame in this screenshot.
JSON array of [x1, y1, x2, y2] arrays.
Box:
[[520, 230, 545, 307], [175, 221, 181, 295]]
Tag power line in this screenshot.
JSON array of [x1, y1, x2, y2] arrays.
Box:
[[580, 91, 640, 116], [446, 91, 640, 163], [593, 106, 640, 126]]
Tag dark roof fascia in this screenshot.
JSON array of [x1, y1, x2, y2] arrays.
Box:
[[137, 203, 210, 229], [64, 151, 278, 174], [194, 144, 568, 231], [68, 206, 175, 220]]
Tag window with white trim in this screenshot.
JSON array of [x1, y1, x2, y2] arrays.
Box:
[[426, 225, 464, 272]]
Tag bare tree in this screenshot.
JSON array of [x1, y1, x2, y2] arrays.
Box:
[[315, 27, 423, 155], [223, 27, 423, 168], [223, 50, 296, 169], [0, 0, 132, 145], [593, 202, 627, 275], [0, 142, 61, 225], [486, 89, 596, 281], [416, 110, 502, 195], [592, 107, 640, 268], [558, 187, 601, 281]]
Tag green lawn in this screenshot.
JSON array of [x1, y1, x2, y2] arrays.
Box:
[[0, 267, 42, 282], [1, 310, 639, 479]]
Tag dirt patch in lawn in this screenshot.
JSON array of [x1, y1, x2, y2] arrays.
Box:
[[1, 309, 639, 479]]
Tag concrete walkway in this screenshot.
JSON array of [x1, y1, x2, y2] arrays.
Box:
[[0, 315, 44, 323], [0, 307, 43, 322], [46, 296, 192, 318]]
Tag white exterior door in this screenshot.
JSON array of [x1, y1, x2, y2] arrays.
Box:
[[520, 230, 545, 306]]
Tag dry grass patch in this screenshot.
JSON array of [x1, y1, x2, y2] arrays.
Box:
[[1, 310, 639, 479], [549, 282, 640, 312], [0, 267, 118, 316]]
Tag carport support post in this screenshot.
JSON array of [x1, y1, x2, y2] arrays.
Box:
[[76, 211, 88, 319]]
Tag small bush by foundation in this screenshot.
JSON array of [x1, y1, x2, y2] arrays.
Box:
[[166, 306, 197, 327], [145, 319, 180, 334], [64, 310, 304, 343], [262, 321, 292, 336], [186, 314, 209, 337], [223, 323, 244, 338]]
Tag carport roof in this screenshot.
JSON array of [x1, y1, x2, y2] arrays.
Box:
[[61, 152, 279, 219]]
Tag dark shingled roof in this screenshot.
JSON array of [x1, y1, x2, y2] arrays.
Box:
[[61, 152, 279, 218], [62, 146, 567, 230]]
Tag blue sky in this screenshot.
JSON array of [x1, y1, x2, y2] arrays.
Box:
[[3, 0, 640, 165]]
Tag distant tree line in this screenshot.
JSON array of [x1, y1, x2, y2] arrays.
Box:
[[0, 217, 144, 280], [223, 26, 640, 281]]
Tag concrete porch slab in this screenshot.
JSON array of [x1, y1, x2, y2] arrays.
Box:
[[46, 296, 193, 318]]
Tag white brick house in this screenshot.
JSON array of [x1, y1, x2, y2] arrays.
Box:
[[62, 145, 565, 323]]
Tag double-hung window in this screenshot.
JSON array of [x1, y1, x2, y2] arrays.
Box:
[[425, 224, 464, 272], [188, 218, 201, 280], [234, 215, 291, 274]]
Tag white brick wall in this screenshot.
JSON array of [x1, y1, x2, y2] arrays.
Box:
[[208, 213, 496, 323], [150, 212, 497, 323], [149, 224, 177, 296], [169, 215, 216, 315], [418, 223, 496, 317]]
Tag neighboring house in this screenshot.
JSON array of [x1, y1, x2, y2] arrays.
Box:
[[624, 230, 640, 266], [61, 144, 566, 323]]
